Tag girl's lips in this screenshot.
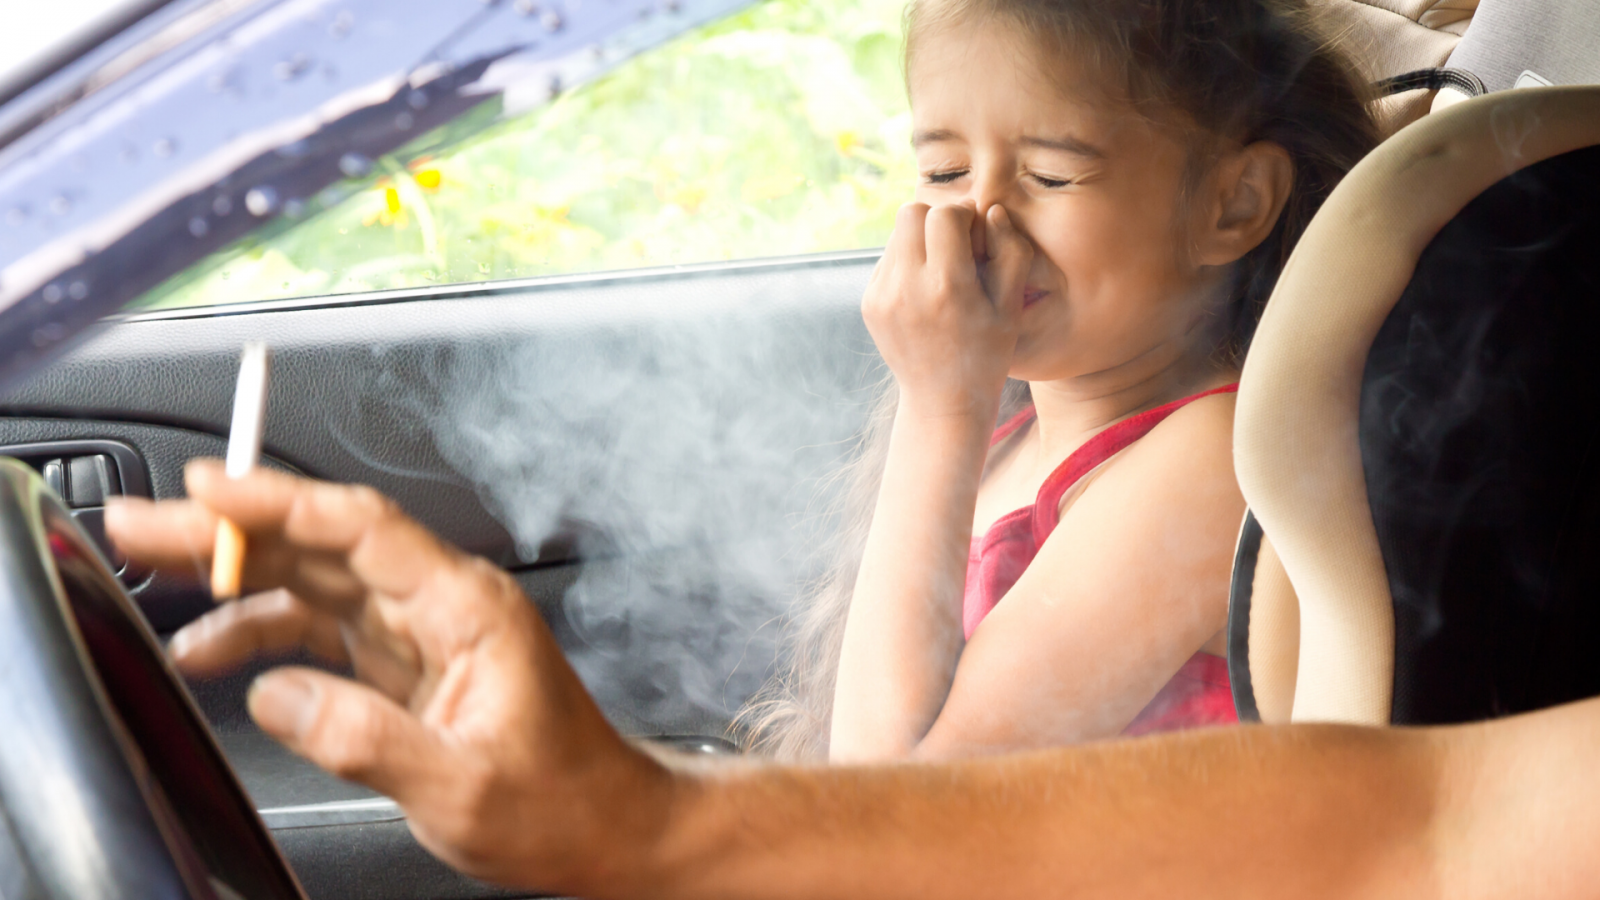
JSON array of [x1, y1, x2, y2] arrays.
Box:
[[1022, 287, 1049, 308]]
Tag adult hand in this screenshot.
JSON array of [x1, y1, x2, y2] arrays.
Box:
[[104, 461, 669, 895], [861, 202, 1033, 421]]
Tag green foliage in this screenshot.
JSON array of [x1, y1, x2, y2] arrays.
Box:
[[140, 0, 913, 310]]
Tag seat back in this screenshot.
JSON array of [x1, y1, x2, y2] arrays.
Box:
[[1228, 85, 1600, 725], [1443, 0, 1600, 93], [1308, 0, 1479, 133], [1365, 142, 1600, 724]]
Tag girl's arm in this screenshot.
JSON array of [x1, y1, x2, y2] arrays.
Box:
[[910, 389, 1244, 757], [829, 201, 1033, 761], [829, 391, 993, 759]]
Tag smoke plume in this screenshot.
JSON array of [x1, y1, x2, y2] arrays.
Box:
[[427, 283, 880, 735]]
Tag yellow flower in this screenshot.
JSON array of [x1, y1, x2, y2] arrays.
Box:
[[362, 180, 409, 229], [665, 184, 708, 213]]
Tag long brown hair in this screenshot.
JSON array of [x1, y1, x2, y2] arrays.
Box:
[[738, 0, 1378, 760]]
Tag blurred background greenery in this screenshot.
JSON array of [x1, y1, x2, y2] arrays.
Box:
[[139, 0, 913, 310]]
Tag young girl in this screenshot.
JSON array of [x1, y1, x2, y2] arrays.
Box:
[[745, 0, 1377, 760]]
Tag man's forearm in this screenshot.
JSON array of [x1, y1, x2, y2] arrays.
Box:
[[626, 724, 1444, 900]]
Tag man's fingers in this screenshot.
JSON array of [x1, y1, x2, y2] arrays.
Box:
[[189, 461, 453, 599], [249, 667, 449, 806], [169, 589, 350, 676], [288, 483, 456, 599], [981, 204, 1035, 318], [183, 459, 305, 531], [104, 495, 217, 571]]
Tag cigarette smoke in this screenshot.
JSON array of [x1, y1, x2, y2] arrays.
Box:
[[425, 276, 881, 736]]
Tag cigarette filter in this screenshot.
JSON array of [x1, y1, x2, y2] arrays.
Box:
[[210, 342, 271, 599]]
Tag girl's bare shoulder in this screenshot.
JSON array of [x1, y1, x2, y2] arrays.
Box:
[[1091, 389, 1239, 501]]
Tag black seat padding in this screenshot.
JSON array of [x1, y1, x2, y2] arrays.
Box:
[[1361, 143, 1600, 725]]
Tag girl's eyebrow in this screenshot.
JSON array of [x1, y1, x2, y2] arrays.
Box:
[[910, 129, 1106, 160], [1019, 134, 1106, 159], [911, 128, 963, 148]]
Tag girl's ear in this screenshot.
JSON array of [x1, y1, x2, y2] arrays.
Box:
[[1192, 141, 1294, 267]]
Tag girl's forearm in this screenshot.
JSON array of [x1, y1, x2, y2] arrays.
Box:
[[616, 724, 1449, 900], [830, 401, 995, 760]]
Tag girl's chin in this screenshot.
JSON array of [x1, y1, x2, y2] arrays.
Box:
[[1006, 349, 1071, 385], [1008, 328, 1100, 384]]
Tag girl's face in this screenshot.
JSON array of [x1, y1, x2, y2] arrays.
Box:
[[907, 19, 1225, 384]]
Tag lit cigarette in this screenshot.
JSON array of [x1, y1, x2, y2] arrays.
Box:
[[210, 343, 271, 600]]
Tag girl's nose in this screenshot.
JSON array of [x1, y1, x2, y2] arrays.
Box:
[[968, 165, 1016, 218]]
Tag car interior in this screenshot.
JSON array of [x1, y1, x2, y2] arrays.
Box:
[[0, 0, 1596, 898]]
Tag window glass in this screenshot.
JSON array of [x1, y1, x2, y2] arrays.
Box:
[[136, 0, 911, 311]]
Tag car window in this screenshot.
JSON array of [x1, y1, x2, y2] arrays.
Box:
[[135, 0, 910, 311]]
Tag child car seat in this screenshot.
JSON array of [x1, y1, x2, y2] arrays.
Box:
[[1442, 0, 1600, 96], [1312, 0, 1600, 133], [1226, 85, 1600, 726], [1308, 0, 1480, 132]]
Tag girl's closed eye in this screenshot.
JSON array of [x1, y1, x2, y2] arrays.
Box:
[[923, 168, 969, 184], [1027, 172, 1073, 189]]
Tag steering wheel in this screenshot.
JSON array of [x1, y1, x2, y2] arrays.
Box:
[[0, 458, 304, 900]]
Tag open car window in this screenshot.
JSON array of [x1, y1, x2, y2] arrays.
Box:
[[139, 0, 910, 310], [0, 0, 906, 384]]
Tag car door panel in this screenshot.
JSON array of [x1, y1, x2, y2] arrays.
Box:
[[0, 253, 876, 899], [0, 417, 302, 628], [3, 253, 876, 564]]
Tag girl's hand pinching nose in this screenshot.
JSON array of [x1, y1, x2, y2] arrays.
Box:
[[862, 202, 1033, 420]]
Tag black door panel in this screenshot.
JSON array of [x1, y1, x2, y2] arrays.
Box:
[[0, 416, 299, 630], [2, 254, 876, 570]]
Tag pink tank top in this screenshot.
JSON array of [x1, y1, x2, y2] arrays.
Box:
[[965, 384, 1240, 737]]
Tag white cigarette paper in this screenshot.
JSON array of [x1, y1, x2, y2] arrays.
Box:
[[225, 343, 271, 477], [211, 342, 271, 599]]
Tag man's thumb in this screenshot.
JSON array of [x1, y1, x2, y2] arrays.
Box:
[[249, 667, 444, 805], [981, 205, 1033, 318]]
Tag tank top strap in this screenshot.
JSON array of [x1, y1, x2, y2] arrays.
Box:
[[989, 406, 1038, 447], [1030, 383, 1239, 547]]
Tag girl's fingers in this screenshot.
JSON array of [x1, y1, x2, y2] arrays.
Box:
[[889, 202, 931, 264], [981, 204, 1035, 319], [168, 589, 351, 676], [970, 202, 989, 264], [924, 203, 978, 278]]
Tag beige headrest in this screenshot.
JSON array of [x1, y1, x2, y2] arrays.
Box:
[[1234, 85, 1600, 725], [1309, 0, 1481, 134]]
